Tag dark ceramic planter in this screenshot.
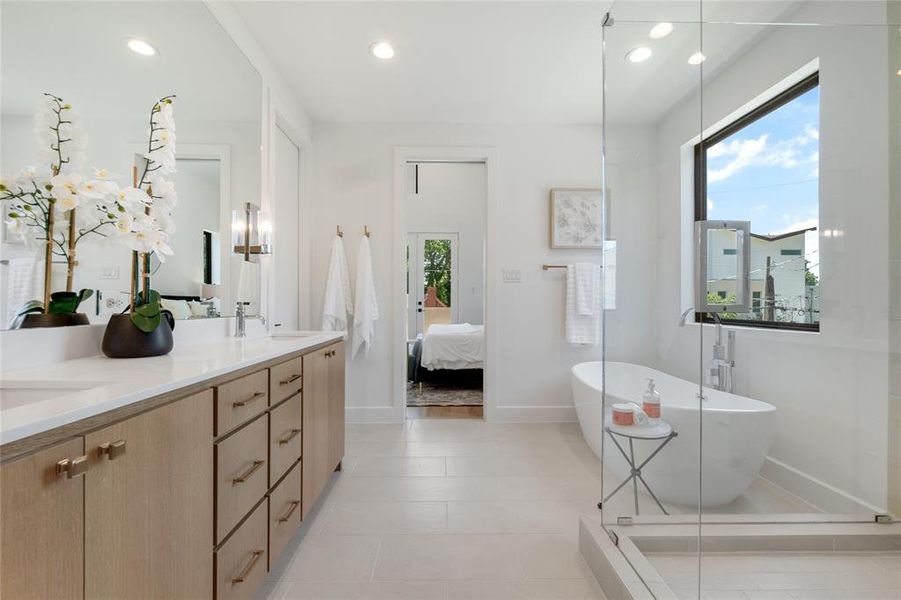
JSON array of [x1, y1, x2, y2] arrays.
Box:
[[102, 313, 175, 358], [15, 312, 91, 329]]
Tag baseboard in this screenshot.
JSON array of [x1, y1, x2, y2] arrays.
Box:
[[489, 404, 578, 423], [345, 406, 400, 423], [761, 456, 885, 515]]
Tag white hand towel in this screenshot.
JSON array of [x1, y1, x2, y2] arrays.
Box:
[[321, 235, 353, 331], [5, 252, 43, 325], [352, 236, 379, 358], [565, 263, 601, 345]]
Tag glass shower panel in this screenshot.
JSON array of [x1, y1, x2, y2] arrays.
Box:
[[691, 12, 897, 600], [599, 10, 704, 596]]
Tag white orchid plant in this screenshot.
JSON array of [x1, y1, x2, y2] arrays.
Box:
[[1, 93, 117, 314], [0, 93, 177, 331], [112, 95, 178, 333]]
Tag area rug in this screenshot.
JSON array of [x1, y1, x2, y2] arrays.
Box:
[[406, 382, 483, 407]]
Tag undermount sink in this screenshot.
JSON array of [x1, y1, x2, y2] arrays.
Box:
[[0, 380, 110, 411]]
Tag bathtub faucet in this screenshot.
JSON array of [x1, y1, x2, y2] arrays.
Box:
[[678, 308, 735, 393]]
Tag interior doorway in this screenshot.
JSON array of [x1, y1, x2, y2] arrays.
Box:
[[272, 125, 301, 331], [403, 161, 486, 418]]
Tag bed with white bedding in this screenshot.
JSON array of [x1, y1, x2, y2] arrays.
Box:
[[420, 323, 485, 370]]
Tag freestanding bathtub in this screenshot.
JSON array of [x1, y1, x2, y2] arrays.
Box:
[[572, 361, 776, 508]]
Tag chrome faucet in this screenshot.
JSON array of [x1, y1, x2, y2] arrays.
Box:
[[235, 302, 250, 338], [678, 308, 735, 393]]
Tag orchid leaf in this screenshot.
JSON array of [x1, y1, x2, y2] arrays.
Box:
[[130, 288, 162, 332], [48, 292, 79, 314]]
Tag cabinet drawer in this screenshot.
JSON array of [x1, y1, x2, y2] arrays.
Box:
[[269, 460, 302, 569], [216, 416, 268, 542], [269, 393, 302, 483], [215, 500, 268, 600], [216, 370, 269, 436], [270, 356, 302, 405]]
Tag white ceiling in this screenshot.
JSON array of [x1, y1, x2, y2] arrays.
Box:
[[1, 1, 261, 123], [231, 0, 806, 125]]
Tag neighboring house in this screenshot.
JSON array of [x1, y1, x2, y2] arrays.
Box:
[[708, 227, 817, 323]]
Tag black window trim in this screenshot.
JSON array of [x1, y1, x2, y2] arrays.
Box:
[[694, 71, 820, 333]]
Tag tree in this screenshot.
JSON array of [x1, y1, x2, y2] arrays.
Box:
[[422, 239, 451, 306]]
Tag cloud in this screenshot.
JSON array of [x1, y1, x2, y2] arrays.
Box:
[[707, 198, 714, 212], [707, 125, 819, 184]]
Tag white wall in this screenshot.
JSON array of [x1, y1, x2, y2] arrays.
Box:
[[406, 162, 485, 326], [651, 9, 891, 511], [311, 123, 656, 421]]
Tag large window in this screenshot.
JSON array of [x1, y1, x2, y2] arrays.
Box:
[[695, 72, 820, 331]]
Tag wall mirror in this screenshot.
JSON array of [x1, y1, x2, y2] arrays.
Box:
[[695, 220, 751, 313], [0, 1, 263, 328]]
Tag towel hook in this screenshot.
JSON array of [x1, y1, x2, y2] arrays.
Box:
[[363, 225, 371, 238], [336, 225, 343, 237]]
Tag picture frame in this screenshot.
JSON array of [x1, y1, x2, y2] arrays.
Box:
[[549, 188, 609, 249]]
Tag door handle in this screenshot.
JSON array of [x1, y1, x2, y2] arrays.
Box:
[[232, 460, 265, 484], [99, 439, 127, 460], [56, 455, 89, 479], [279, 374, 301, 386], [231, 549, 264, 584], [233, 391, 265, 408], [277, 500, 301, 522], [278, 429, 301, 445]]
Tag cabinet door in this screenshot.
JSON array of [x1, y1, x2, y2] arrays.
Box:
[[328, 342, 346, 470], [301, 347, 329, 519], [84, 390, 213, 599], [1, 438, 85, 600]]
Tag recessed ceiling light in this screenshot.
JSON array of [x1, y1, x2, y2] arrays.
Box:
[[369, 41, 395, 60], [626, 47, 652, 63], [649, 22, 673, 39], [126, 38, 157, 56], [897, 68, 901, 76], [688, 52, 706, 66]]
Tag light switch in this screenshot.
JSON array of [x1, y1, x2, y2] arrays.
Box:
[[503, 269, 522, 283], [99, 266, 120, 280]]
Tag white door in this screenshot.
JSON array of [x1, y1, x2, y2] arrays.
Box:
[[406, 233, 459, 339], [273, 126, 300, 330]]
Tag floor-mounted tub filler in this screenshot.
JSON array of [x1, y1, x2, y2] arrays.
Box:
[[572, 361, 777, 508]]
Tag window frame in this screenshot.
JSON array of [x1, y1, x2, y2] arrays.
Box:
[[693, 71, 820, 332]]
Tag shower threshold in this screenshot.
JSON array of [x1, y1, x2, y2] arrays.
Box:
[[579, 514, 900, 599]]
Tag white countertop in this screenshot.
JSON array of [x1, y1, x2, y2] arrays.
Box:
[[0, 331, 344, 446]]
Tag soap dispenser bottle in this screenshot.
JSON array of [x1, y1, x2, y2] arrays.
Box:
[[642, 378, 661, 420]]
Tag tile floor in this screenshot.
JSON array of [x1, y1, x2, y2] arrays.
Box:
[[257, 420, 608, 599], [647, 551, 901, 599]]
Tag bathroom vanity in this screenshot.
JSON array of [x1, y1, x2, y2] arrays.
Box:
[[0, 333, 345, 600]]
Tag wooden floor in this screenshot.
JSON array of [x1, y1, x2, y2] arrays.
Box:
[[405, 405, 484, 419]]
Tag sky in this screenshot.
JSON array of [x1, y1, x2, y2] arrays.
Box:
[[706, 86, 819, 275]]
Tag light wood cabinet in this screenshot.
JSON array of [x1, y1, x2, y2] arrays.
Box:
[[302, 346, 330, 519], [328, 342, 346, 470], [0, 437, 85, 600], [302, 341, 345, 518], [84, 389, 213, 600], [1, 339, 345, 600], [215, 415, 268, 542]]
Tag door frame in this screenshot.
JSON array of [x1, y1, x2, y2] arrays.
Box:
[[392, 146, 498, 423], [407, 232, 461, 337]]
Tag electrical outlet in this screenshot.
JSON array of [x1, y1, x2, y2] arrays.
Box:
[[99, 266, 120, 280], [502, 269, 522, 283]]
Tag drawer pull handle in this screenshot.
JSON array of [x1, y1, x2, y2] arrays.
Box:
[[232, 460, 264, 484], [231, 549, 264, 584], [56, 455, 89, 479], [279, 373, 301, 385], [325, 350, 336, 357], [278, 428, 301, 445], [277, 500, 301, 523], [99, 439, 127, 460], [232, 391, 265, 408]]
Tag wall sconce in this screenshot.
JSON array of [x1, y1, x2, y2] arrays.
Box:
[[232, 202, 272, 262]]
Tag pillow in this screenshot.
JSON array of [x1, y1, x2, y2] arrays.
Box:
[[160, 298, 191, 320]]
